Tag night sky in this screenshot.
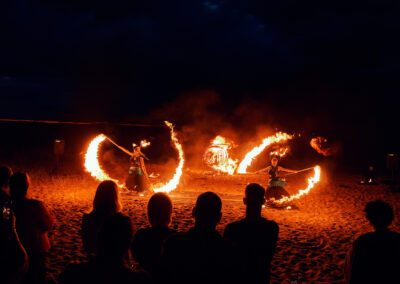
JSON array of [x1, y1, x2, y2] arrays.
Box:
[[1, 0, 399, 167]]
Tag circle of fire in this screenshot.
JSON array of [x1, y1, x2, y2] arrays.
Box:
[[84, 121, 184, 193]]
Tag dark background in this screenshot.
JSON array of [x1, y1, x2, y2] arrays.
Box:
[[0, 0, 399, 172]]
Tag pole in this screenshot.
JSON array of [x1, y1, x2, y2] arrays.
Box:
[[283, 167, 315, 177]]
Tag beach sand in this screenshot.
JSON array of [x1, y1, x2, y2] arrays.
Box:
[[24, 167, 400, 283]]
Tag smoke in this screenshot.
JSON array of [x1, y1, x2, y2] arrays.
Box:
[[147, 90, 300, 169]]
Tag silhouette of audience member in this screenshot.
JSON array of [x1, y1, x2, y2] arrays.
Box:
[[1, 166, 29, 284], [9, 172, 54, 284], [224, 183, 279, 284], [0, 166, 12, 207], [131, 192, 176, 276], [59, 213, 149, 284], [160, 192, 234, 284], [345, 200, 400, 284], [81, 180, 122, 258], [0, 209, 29, 284]]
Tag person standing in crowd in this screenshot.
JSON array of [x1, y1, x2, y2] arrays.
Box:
[[345, 200, 400, 283], [81, 180, 123, 258], [131, 192, 176, 277], [160, 192, 235, 284], [60, 213, 149, 284], [0, 166, 12, 208], [224, 183, 279, 284], [9, 172, 54, 284]]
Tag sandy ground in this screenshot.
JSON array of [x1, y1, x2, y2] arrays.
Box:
[[22, 167, 400, 283]]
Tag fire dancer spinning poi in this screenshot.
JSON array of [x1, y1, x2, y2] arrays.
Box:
[[255, 155, 298, 201], [125, 144, 152, 193]]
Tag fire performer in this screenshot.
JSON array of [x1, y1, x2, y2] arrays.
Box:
[[125, 145, 152, 193], [255, 155, 298, 201]]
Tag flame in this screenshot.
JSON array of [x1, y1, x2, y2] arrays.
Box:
[[310, 137, 328, 156], [237, 132, 293, 173], [204, 135, 238, 175], [270, 147, 289, 158], [140, 140, 151, 148], [153, 121, 184, 193], [274, 166, 321, 204], [84, 134, 121, 186], [310, 136, 339, 157]]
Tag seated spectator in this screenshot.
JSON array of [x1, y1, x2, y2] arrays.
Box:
[[0, 166, 28, 284], [59, 213, 149, 284], [81, 180, 122, 257], [345, 200, 400, 284], [9, 172, 54, 284], [131, 192, 176, 275], [224, 183, 279, 284], [160, 192, 234, 284]]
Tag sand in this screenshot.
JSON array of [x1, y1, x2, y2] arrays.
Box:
[[23, 168, 400, 283]]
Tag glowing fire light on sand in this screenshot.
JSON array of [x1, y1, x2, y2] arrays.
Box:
[[153, 121, 184, 193], [275, 166, 321, 204], [237, 132, 293, 174], [84, 134, 122, 186], [204, 136, 238, 175]]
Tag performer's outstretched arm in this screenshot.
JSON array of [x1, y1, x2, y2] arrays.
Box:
[[278, 166, 298, 173], [255, 166, 271, 174]]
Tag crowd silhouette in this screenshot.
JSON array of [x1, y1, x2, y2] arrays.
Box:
[[1, 165, 400, 284]]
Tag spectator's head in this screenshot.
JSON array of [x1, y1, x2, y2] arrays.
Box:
[[98, 213, 134, 260], [93, 180, 121, 216], [244, 183, 265, 209], [9, 172, 30, 201], [364, 200, 394, 229], [193, 192, 222, 229], [148, 192, 173, 227], [0, 166, 12, 191]]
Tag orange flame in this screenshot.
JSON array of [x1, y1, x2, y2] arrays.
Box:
[[274, 166, 321, 204], [204, 135, 238, 175], [310, 137, 328, 156], [153, 121, 184, 193], [84, 134, 122, 186], [140, 140, 151, 148], [310, 137, 339, 156], [237, 132, 293, 173], [270, 147, 289, 158]]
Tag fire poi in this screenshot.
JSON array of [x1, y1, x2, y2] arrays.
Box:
[[84, 124, 321, 202], [203, 135, 238, 175], [84, 121, 184, 194], [236, 132, 321, 205]]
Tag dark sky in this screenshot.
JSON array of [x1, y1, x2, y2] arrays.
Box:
[[1, 0, 399, 163]]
